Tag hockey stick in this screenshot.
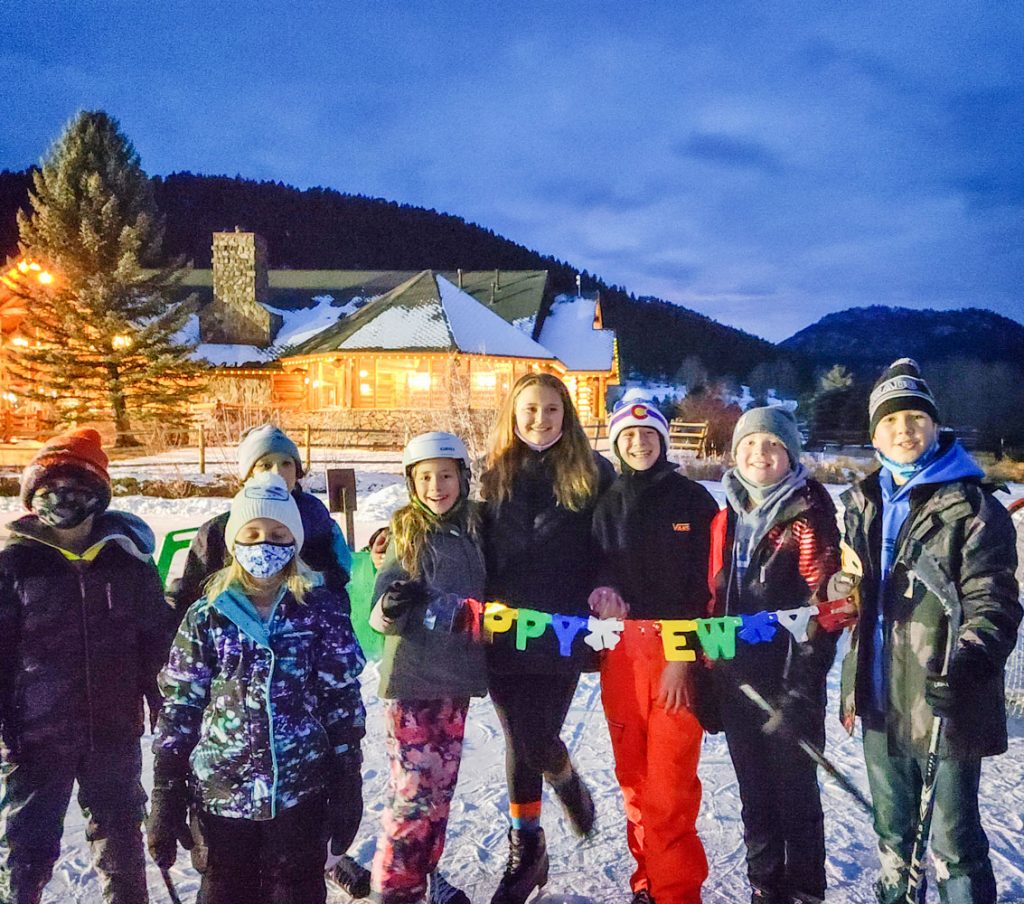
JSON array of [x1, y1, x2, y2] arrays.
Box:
[[903, 549, 962, 904], [160, 867, 184, 904], [738, 682, 873, 815]]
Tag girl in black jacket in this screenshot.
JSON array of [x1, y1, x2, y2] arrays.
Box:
[[480, 373, 614, 904]]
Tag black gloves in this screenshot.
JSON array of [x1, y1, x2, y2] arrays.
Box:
[[380, 580, 428, 619], [925, 644, 996, 719], [146, 755, 194, 869], [328, 756, 364, 856]]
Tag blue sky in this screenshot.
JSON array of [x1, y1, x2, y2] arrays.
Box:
[[3, 1, 1022, 341]]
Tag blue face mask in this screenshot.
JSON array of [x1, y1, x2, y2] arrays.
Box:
[[234, 542, 296, 579]]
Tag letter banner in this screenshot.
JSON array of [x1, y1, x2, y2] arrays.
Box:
[[479, 600, 854, 661]]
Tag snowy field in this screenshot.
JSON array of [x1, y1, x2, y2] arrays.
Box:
[[2, 465, 1023, 903]]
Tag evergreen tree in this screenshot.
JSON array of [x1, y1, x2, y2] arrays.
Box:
[[13, 111, 203, 446]]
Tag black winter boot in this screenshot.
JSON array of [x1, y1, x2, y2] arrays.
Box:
[[428, 871, 471, 904], [489, 828, 548, 904], [328, 854, 372, 898], [750, 888, 784, 904], [4, 863, 52, 904], [631, 890, 656, 904], [549, 769, 595, 837]]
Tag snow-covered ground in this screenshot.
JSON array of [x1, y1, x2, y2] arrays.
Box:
[[5, 465, 1024, 903]]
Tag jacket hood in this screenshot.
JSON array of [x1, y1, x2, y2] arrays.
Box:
[[881, 434, 984, 502], [7, 509, 156, 561]]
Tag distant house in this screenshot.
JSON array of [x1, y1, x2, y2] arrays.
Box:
[[183, 231, 619, 428]]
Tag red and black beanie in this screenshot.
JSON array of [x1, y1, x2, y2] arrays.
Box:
[[20, 428, 112, 511]]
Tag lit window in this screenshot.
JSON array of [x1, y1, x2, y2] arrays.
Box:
[[408, 372, 432, 391]]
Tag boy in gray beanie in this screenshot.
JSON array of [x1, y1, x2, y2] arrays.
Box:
[[710, 406, 844, 904]]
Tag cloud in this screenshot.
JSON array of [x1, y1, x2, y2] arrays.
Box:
[[673, 133, 783, 173]]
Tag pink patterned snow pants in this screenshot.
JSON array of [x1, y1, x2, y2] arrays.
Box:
[[370, 697, 469, 904]]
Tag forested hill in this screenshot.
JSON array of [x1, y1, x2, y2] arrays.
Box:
[[0, 168, 777, 382], [780, 305, 1024, 377]]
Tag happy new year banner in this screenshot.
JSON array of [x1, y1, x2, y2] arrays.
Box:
[[477, 599, 854, 661]]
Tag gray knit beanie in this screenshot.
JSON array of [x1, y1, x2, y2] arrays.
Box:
[[731, 406, 802, 465], [237, 424, 303, 480], [868, 358, 939, 437]]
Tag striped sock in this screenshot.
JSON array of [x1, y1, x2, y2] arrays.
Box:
[[509, 800, 542, 832]]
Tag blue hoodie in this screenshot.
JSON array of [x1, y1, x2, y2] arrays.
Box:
[[869, 436, 984, 712]]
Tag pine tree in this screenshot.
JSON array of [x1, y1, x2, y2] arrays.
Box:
[[13, 110, 204, 446]]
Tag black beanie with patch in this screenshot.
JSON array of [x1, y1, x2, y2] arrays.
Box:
[[868, 358, 939, 437]]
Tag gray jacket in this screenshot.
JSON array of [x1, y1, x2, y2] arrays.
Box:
[[372, 506, 487, 700]]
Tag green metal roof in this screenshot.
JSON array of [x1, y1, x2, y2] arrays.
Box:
[[284, 270, 554, 359], [176, 267, 547, 322]]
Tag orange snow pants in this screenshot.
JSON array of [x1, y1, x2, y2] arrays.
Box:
[[600, 621, 707, 904]]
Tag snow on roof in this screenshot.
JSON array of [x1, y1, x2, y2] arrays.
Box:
[[273, 295, 354, 349], [286, 271, 554, 359], [195, 343, 275, 367], [437, 275, 554, 358], [336, 302, 453, 350], [538, 294, 615, 371]]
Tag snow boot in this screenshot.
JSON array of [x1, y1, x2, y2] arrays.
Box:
[[428, 871, 471, 904], [489, 828, 548, 904], [5, 863, 52, 904], [549, 768, 596, 837], [327, 854, 372, 899], [631, 890, 656, 904]]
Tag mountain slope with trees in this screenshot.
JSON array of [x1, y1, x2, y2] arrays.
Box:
[[780, 305, 1024, 376]]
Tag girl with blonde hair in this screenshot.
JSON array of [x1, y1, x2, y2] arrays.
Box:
[[480, 372, 615, 904], [149, 472, 366, 904]]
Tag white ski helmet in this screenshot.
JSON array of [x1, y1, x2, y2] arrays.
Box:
[[402, 432, 471, 471], [402, 431, 472, 502]]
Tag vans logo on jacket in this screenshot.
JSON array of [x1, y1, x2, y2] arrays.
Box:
[[672, 523, 691, 532]]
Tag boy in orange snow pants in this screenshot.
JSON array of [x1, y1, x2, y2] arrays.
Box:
[[591, 394, 720, 904]]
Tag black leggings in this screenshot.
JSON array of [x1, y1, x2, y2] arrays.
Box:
[[488, 670, 580, 804]]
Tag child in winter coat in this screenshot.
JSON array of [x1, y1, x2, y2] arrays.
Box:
[[368, 432, 487, 904], [149, 472, 366, 904], [709, 407, 843, 904], [480, 372, 615, 904], [590, 395, 720, 904], [837, 359, 1021, 904], [0, 429, 171, 904], [170, 423, 352, 618]]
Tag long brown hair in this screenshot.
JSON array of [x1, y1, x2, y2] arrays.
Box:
[[480, 372, 598, 511]]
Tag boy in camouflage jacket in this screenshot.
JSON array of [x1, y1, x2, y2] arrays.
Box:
[[149, 473, 365, 904], [838, 359, 1020, 904]]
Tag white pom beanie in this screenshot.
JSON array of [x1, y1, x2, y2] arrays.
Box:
[[224, 472, 305, 552]]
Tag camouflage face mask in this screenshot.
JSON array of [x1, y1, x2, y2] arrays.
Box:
[[31, 484, 103, 529]]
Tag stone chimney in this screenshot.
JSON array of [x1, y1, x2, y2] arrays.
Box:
[[202, 230, 275, 346]]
